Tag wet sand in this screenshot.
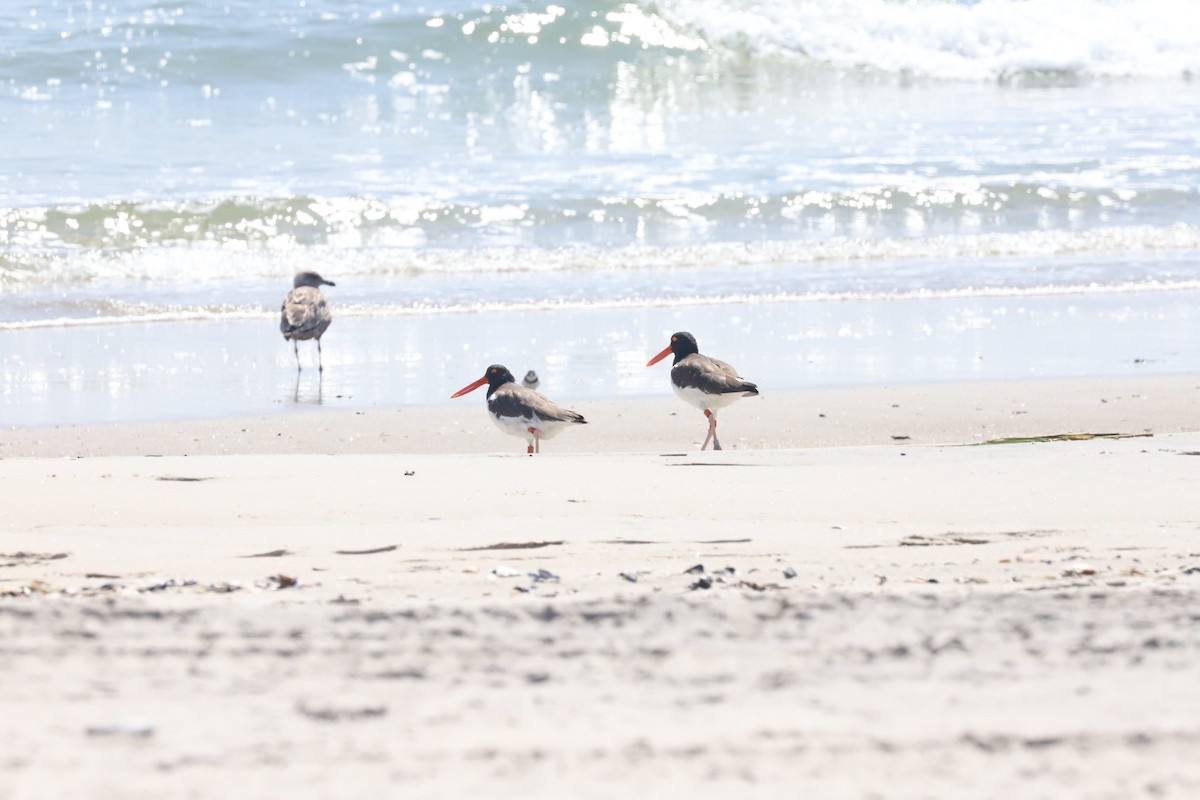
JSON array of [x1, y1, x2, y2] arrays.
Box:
[[2, 375, 1200, 798], [4, 287, 1198, 429]]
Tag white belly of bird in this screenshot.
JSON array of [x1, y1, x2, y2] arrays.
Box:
[[671, 382, 748, 416], [488, 406, 572, 442]]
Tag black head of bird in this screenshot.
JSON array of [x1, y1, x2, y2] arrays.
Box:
[[451, 364, 517, 399], [646, 331, 699, 367], [293, 271, 336, 289]]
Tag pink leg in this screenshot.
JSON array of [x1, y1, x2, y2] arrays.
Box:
[[701, 410, 717, 451], [527, 427, 541, 455]]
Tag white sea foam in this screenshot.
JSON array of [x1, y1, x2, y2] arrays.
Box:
[[6, 276, 1200, 332], [3, 222, 1198, 287], [660, 0, 1200, 79]]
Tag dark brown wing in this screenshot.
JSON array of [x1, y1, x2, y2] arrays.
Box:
[[280, 286, 332, 340], [672, 354, 758, 395], [488, 384, 586, 424]]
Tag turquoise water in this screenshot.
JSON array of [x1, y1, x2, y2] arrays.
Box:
[[2, 0, 1199, 424]]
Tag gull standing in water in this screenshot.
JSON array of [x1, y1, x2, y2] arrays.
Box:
[[280, 271, 336, 372], [452, 364, 586, 455], [647, 331, 759, 451]]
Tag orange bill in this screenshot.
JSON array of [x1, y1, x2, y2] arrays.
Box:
[[451, 375, 489, 398], [646, 344, 673, 367]]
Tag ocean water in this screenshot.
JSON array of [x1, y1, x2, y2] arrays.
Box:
[[2, 0, 1199, 426]]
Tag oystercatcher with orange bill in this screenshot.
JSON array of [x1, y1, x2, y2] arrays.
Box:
[[451, 365, 587, 455], [646, 331, 759, 451]]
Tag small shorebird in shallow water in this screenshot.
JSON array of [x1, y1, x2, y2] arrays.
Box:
[[280, 271, 336, 372], [647, 331, 759, 451], [452, 364, 586, 455], [522, 369, 540, 390]]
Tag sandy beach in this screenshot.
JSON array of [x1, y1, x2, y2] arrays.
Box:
[[5, 0, 1200, 796], [2, 373, 1199, 798]]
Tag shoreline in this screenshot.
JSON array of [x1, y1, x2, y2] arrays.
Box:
[[3, 371, 1198, 458], [3, 287, 1199, 429]]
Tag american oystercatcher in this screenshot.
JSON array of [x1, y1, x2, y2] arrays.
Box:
[[451, 365, 587, 455], [280, 271, 336, 372], [646, 331, 759, 451]]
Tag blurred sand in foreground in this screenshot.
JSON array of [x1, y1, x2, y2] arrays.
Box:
[[2, 374, 1199, 798]]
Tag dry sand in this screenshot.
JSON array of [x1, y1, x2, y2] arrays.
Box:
[[2, 374, 1200, 798]]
